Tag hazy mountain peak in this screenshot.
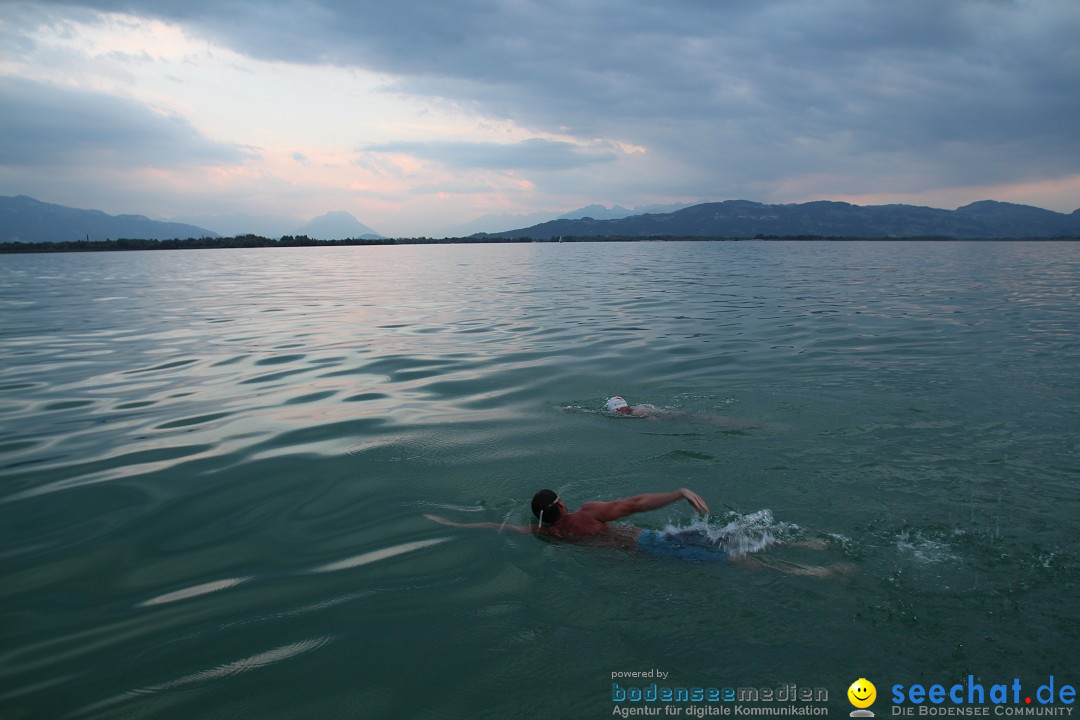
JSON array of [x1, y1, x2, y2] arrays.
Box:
[[558, 204, 633, 220], [293, 211, 383, 239], [558, 201, 698, 221]]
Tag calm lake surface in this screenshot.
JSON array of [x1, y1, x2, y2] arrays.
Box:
[[1, 241, 1078, 719]]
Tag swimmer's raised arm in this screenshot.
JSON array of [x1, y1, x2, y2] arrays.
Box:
[[424, 514, 538, 534], [579, 488, 710, 522]]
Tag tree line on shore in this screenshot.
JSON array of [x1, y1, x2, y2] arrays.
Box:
[[0, 235, 528, 253], [2, 234, 1065, 253]]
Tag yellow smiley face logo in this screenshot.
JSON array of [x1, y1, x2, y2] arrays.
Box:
[[848, 678, 876, 708]]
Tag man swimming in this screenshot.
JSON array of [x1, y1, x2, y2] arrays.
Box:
[[427, 487, 708, 547], [426, 488, 851, 577], [604, 396, 762, 429], [606, 396, 661, 417]]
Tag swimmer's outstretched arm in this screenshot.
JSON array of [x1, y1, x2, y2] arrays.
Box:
[[424, 514, 538, 534]]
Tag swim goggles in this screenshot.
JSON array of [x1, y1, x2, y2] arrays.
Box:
[[537, 495, 560, 528]]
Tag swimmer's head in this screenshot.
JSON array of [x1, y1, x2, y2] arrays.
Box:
[[531, 489, 562, 527], [606, 396, 628, 413]]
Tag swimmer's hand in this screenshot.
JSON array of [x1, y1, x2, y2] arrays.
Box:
[[679, 488, 710, 515], [424, 514, 456, 526]]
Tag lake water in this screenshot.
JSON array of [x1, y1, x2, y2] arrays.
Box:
[[1, 241, 1077, 719]]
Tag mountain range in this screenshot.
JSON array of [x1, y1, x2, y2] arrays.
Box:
[[4, 195, 1079, 243], [480, 200, 1080, 239], [444, 201, 698, 236], [0, 196, 386, 243], [1, 195, 220, 243]]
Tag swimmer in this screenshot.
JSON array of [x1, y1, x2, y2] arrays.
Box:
[[605, 396, 760, 429], [425, 489, 851, 578], [427, 487, 708, 543], [605, 396, 661, 418]]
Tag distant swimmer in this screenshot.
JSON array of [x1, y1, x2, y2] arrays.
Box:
[[605, 396, 761, 429], [425, 488, 850, 578], [605, 396, 661, 417]]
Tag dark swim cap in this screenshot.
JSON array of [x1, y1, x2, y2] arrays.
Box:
[[531, 489, 561, 525]]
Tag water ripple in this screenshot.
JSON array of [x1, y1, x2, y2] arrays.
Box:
[[312, 537, 452, 573], [138, 577, 252, 608]]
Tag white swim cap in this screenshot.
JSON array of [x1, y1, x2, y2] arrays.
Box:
[[606, 396, 628, 413]]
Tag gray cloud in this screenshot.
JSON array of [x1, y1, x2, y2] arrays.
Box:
[[5, 0, 1079, 204], [0, 76, 251, 168]]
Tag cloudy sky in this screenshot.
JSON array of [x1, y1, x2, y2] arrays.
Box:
[[1, 0, 1078, 237]]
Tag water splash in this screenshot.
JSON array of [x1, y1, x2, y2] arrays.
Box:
[[659, 509, 801, 558], [894, 529, 959, 564]]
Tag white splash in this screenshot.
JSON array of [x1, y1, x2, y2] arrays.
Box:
[[660, 509, 801, 558], [894, 530, 958, 564]]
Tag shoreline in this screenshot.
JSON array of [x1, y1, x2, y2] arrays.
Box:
[[2, 235, 1077, 254]]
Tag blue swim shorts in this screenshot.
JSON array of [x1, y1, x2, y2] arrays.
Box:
[[636, 529, 726, 562]]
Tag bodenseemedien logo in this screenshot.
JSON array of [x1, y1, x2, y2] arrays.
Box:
[[848, 678, 877, 717]]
